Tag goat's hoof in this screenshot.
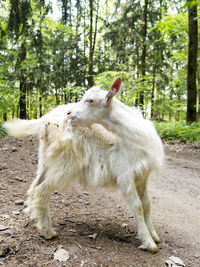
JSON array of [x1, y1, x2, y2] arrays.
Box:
[[43, 229, 58, 240], [151, 231, 160, 244], [139, 241, 158, 253], [153, 235, 160, 244]]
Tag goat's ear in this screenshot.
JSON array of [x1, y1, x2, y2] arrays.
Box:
[[105, 77, 123, 103]]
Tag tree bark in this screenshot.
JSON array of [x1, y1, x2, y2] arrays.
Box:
[[140, 0, 148, 107], [88, 0, 99, 87], [186, 1, 198, 122], [88, 0, 94, 87], [19, 43, 27, 119], [19, 77, 27, 119]]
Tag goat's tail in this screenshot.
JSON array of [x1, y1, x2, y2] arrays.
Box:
[[3, 118, 43, 138]]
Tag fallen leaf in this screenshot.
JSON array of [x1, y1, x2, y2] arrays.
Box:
[[165, 256, 185, 267], [54, 245, 69, 262]]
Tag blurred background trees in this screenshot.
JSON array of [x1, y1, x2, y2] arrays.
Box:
[[0, 0, 199, 122]]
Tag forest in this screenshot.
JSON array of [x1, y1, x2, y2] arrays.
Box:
[[0, 1, 199, 131]]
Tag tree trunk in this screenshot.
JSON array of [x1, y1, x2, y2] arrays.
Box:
[[88, 0, 94, 87], [186, 1, 198, 122], [19, 76, 27, 119], [88, 0, 99, 87], [39, 95, 42, 118], [3, 113, 7, 121], [140, 0, 148, 108], [19, 43, 27, 119]]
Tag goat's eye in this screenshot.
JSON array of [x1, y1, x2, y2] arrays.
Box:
[[85, 99, 94, 103]]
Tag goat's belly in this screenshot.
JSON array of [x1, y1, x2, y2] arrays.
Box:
[[78, 165, 117, 189]]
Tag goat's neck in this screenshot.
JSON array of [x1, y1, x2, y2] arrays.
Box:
[[101, 101, 139, 140]]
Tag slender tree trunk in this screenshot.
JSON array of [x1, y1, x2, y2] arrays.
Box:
[[19, 43, 27, 119], [88, 0, 99, 87], [83, 3, 86, 86], [39, 95, 42, 117], [19, 77, 27, 119], [88, 0, 94, 87], [3, 113, 7, 121], [140, 0, 148, 107], [135, 39, 140, 107], [186, 1, 198, 122], [151, 62, 156, 119]]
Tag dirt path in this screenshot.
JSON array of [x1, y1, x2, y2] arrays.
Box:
[[0, 136, 199, 267]]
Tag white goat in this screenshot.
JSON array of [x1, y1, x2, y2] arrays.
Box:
[[67, 77, 164, 252], [4, 78, 164, 253]]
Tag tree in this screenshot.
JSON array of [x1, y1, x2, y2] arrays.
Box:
[[7, 0, 32, 119], [88, 0, 99, 87], [186, 0, 198, 122]]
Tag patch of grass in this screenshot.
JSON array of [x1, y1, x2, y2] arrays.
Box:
[[154, 121, 200, 143], [0, 122, 6, 137]]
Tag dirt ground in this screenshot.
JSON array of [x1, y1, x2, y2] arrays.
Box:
[[0, 136, 199, 267]]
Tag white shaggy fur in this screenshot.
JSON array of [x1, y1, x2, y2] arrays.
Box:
[[3, 78, 164, 253]]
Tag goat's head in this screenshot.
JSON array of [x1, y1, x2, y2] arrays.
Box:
[[67, 77, 123, 126]]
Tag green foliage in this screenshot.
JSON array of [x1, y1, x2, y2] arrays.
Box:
[[0, 0, 199, 123], [154, 121, 200, 143], [0, 122, 6, 137]]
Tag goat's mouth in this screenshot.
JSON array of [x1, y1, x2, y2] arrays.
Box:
[[68, 117, 79, 126]]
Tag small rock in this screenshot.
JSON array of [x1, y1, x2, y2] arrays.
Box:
[[15, 199, 24, 205], [0, 166, 7, 171], [12, 210, 20, 215], [1, 214, 9, 220], [121, 223, 128, 228], [69, 229, 76, 233], [14, 177, 24, 182], [83, 191, 89, 195], [88, 233, 98, 239], [124, 234, 131, 238], [77, 198, 89, 205], [59, 221, 66, 226], [0, 225, 9, 231], [1, 230, 12, 237], [0, 245, 10, 257]]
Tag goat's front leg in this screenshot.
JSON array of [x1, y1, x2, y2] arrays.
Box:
[[124, 183, 158, 253], [24, 184, 57, 240]]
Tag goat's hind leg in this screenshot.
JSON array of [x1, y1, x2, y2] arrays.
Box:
[[137, 181, 160, 244], [123, 181, 158, 253]]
